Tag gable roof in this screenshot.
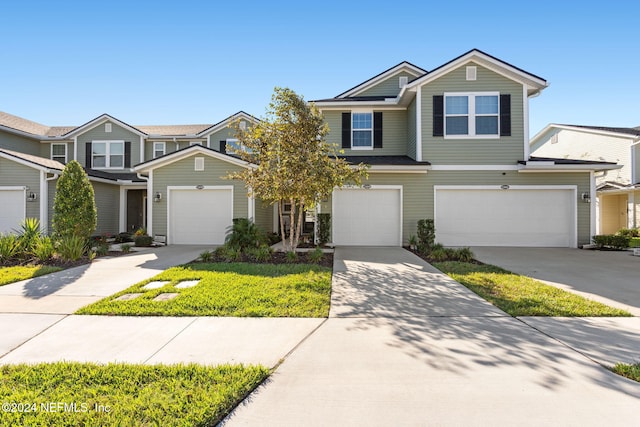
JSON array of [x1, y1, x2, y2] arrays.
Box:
[[0, 148, 65, 171], [63, 113, 147, 138], [137, 124, 212, 137], [133, 144, 253, 172], [197, 111, 259, 137], [531, 124, 640, 145], [336, 61, 427, 99], [560, 125, 640, 137]]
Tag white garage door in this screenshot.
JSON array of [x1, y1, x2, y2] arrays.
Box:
[[435, 187, 576, 247], [169, 188, 233, 244], [0, 189, 25, 234], [332, 187, 402, 246]]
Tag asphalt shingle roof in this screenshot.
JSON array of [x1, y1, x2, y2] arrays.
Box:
[[0, 148, 65, 170], [561, 125, 640, 137]]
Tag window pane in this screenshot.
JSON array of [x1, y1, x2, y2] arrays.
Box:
[[352, 130, 372, 147], [352, 113, 372, 130], [476, 96, 498, 114], [226, 140, 241, 152], [476, 116, 498, 135], [445, 96, 468, 114], [93, 156, 106, 168], [92, 142, 106, 155], [110, 155, 124, 168], [110, 143, 124, 155], [446, 117, 468, 135], [52, 145, 65, 155]]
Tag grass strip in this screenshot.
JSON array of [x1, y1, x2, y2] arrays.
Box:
[[611, 363, 640, 382], [77, 262, 332, 317], [433, 261, 631, 317], [0, 266, 62, 286], [0, 361, 268, 427]]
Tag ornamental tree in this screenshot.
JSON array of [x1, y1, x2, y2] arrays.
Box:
[[52, 160, 97, 240], [227, 87, 368, 251]]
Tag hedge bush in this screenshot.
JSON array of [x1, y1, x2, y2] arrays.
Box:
[[592, 234, 631, 250]]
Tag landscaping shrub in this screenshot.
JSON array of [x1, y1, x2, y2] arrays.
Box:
[[56, 235, 87, 261], [115, 232, 134, 243], [308, 247, 324, 263], [0, 234, 20, 263], [32, 236, 55, 262], [630, 237, 640, 248], [134, 235, 153, 247], [285, 251, 298, 263], [16, 217, 43, 254], [246, 245, 273, 262], [221, 246, 242, 262], [454, 247, 474, 262], [592, 234, 630, 250], [225, 218, 267, 250], [199, 250, 213, 262], [120, 243, 133, 254], [417, 219, 436, 254], [317, 213, 331, 245], [52, 160, 97, 241], [616, 228, 640, 238]]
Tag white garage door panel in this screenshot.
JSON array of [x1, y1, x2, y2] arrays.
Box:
[[0, 190, 25, 234], [436, 189, 575, 247], [333, 188, 401, 246], [169, 189, 232, 244]]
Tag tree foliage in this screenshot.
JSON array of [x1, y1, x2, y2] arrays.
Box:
[[227, 87, 368, 250], [52, 160, 97, 240]]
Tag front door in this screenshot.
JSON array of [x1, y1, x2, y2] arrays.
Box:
[[127, 189, 146, 232]]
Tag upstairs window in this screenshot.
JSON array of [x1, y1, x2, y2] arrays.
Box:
[[352, 112, 373, 149], [226, 138, 252, 154], [444, 92, 499, 138], [92, 141, 124, 169], [51, 143, 67, 163], [153, 142, 165, 158]]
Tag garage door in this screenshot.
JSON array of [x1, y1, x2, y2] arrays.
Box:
[[332, 187, 402, 246], [435, 187, 576, 247], [169, 188, 233, 244], [0, 189, 25, 234]]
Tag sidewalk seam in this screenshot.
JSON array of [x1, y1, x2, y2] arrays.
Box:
[[0, 314, 69, 360], [142, 317, 199, 363], [271, 318, 329, 370]]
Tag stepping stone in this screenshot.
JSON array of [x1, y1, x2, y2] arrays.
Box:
[[142, 281, 171, 290], [153, 293, 179, 302], [175, 280, 200, 289], [114, 293, 143, 301]]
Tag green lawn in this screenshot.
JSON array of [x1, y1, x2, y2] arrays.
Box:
[[611, 363, 640, 382], [77, 262, 332, 317], [0, 265, 62, 286], [433, 261, 631, 317], [0, 362, 268, 427]]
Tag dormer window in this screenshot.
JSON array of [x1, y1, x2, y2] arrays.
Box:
[[444, 92, 499, 138]]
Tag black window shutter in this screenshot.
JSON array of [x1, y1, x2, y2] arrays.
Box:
[[219, 140, 226, 154], [341, 112, 351, 148], [373, 112, 383, 148], [124, 141, 131, 168], [433, 95, 444, 137], [500, 94, 511, 136], [85, 142, 92, 168]]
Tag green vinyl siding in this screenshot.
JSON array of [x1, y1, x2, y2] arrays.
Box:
[[0, 130, 41, 156], [323, 110, 408, 156], [421, 62, 525, 164], [41, 142, 71, 163], [150, 154, 249, 237], [254, 200, 274, 233], [424, 170, 592, 245], [207, 127, 238, 152], [0, 158, 40, 221], [77, 121, 142, 169], [407, 98, 416, 159], [357, 71, 417, 97], [92, 181, 120, 235]]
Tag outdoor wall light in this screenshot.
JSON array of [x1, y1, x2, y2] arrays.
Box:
[[27, 192, 37, 202], [581, 192, 591, 203], [154, 192, 162, 202]]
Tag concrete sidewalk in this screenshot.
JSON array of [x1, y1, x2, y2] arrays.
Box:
[[0, 245, 208, 314], [222, 247, 640, 427]]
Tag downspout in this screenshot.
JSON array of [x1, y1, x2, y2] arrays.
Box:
[[44, 172, 59, 234], [136, 173, 152, 236]]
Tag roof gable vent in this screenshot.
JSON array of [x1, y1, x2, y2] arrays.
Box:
[[466, 66, 477, 81], [399, 76, 408, 88]]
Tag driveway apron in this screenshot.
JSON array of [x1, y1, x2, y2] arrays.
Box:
[[223, 247, 640, 427]]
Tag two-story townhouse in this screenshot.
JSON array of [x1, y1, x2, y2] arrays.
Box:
[[313, 49, 619, 247], [530, 125, 640, 234], [1, 49, 620, 247], [0, 110, 265, 241]]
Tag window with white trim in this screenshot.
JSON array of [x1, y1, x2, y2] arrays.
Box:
[[92, 141, 124, 169], [352, 112, 373, 149], [444, 92, 499, 138], [153, 142, 165, 158], [226, 138, 253, 154], [51, 143, 67, 163]]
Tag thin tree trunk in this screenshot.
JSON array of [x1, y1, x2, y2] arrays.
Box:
[[294, 198, 305, 249], [288, 198, 295, 251], [278, 200, 287, 251]]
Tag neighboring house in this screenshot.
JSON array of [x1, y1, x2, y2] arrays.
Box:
[[0, 49, 620, 247], [530, 124, 640, 234]]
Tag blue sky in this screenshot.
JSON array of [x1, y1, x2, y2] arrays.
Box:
[[1, 0, 638, 136]]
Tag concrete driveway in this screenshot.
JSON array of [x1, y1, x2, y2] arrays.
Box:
[[222, 247, 640, 426], [471, 247, 640, 315]]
